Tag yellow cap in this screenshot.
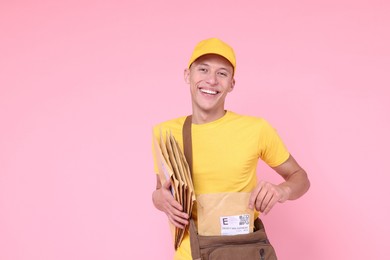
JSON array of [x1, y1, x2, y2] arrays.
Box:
[[188, 38, 236, 73]]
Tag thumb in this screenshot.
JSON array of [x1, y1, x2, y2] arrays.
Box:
[[162, 179, 172, 190], [248, 185, 261, 210]]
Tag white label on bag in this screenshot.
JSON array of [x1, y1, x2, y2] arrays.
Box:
[[220, 214, 250, 235]]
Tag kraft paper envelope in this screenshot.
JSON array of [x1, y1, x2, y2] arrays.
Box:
[[168, 131, 196, 245], [176, 142, 195, 199], [153, 133, 179, 246], [153, 132, 173, 192], [196, 192, 254, 236], [177, 147, 195, 215], [165, 133, 186, 245], [170, 132, 195, 213], [166, 133, 184, 205], [152, 130, 195, 249]]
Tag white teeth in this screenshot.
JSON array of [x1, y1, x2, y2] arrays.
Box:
[[200, 89, 218, 95]]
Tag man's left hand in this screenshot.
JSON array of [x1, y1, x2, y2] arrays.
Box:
[[248, 180, 291, 215]]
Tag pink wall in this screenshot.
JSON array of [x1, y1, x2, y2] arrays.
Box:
[[1, 1, 389, 259]]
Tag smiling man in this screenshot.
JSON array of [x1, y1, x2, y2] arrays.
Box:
[[152, 38, 310, 260], [185, 53, 235, 124]]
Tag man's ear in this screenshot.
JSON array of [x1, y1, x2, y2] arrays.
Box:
[[229, 78, 235, 92], [184, 68, 190, 84]]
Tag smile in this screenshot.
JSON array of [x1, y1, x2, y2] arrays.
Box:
[[199, 88, 219, 95]]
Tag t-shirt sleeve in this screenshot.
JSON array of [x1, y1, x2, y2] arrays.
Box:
[[258, 120, 290, 167], [152, 126, 160, 174], [151, 117, 185, 175]]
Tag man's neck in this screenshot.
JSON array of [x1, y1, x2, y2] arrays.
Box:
[[191, 109, 227, 124]]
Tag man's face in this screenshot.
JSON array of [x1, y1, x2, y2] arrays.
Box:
[[184, 54, 235, 115]]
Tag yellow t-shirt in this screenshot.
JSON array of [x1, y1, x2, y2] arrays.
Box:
[[152, 111, 289, 260]]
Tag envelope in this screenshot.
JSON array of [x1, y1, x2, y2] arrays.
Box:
[[152, 130, 195, 249], [196, 192, 254, 236]]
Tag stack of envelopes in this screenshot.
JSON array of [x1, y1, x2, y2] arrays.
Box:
[[153, 130, 196, 249]]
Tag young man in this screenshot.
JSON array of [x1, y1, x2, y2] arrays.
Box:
[[152, 38, 310, 259]]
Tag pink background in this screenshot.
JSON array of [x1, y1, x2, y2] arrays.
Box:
[[1, 1, 389, 259]]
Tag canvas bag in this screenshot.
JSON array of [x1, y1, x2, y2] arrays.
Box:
[[183, 115, 278, 260]]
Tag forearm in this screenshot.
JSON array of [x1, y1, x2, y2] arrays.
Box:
[[278, 169, 310, 201]]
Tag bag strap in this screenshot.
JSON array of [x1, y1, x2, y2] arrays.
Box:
[[183, 115, 193, 174], [189, 219, 201, 260], [182, 116, 202, 260]]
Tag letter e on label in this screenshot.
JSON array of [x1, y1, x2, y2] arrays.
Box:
[[222, 218, 228, 225]]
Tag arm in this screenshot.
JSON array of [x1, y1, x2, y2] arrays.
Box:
[[152, 175, 189, 229], [248, 155, 310, 214]]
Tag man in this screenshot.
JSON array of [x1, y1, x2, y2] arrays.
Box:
[[152, 38, 310, 259]]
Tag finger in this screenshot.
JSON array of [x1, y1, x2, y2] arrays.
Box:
[[262, 195, 279, 215], [171, 212, 189, 226], [248, 182, 263, 209], [166, 208, 189, 228], [165, 193, 183, 212], [161, 192, 188, 219], [168, 204, 189, 219], [255, 187, 269, 212], [167, 214, 186, 229], [256, 182, 278, 212], [259, 187, 274, 212]]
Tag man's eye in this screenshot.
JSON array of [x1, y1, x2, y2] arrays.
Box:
[[198, 68, 207, 72], [218, 72, 228, 77]]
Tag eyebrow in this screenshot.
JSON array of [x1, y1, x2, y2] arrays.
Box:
[[197, 62, 230, 71]]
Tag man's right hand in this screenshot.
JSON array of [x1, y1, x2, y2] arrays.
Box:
[[152, 179, 189, 229]]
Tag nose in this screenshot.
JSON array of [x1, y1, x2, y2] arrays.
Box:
[[206, 73, 218, 85]]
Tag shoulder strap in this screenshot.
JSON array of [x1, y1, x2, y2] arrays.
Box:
[[182, 115, 193, 174], [189, 219, 201, 260], [183, 116, 203, 259]]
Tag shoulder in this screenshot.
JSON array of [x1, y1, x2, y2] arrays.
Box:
[[152, 115, 188, 137], [226, 111, 273, 129], [153, 115, 187, 129]]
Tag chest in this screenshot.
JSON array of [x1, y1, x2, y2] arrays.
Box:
[[191, 129, 260, 180]]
